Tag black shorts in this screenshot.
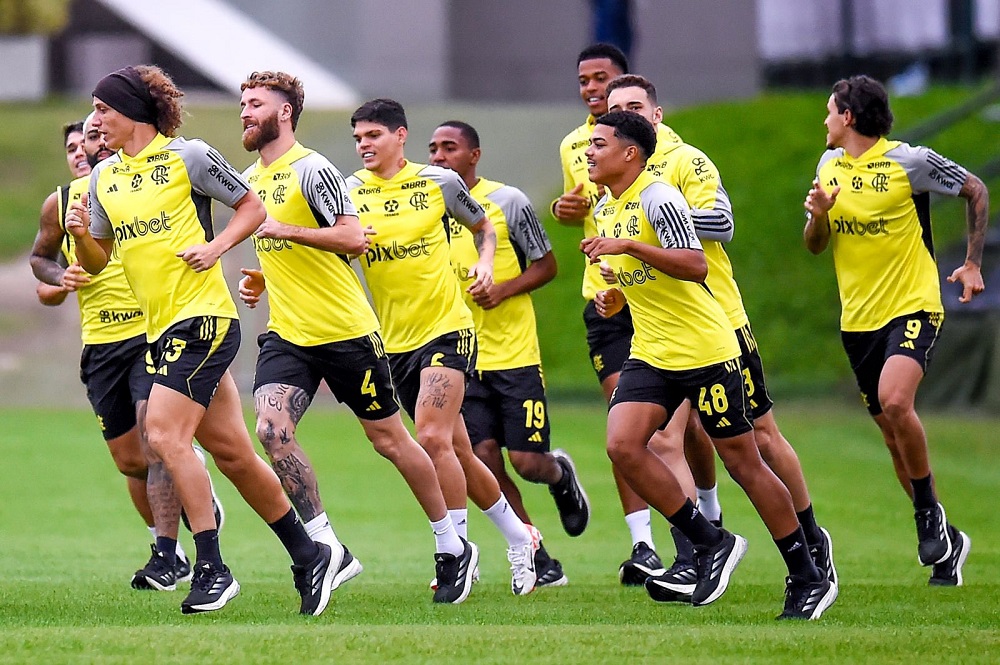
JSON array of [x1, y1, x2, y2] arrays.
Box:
[[388, 329, 477, 419], [79, 334, 151, 441], [735, 324, 775, 420], [144, 316, 240, 408], [583, 299, 633, 383], [610, 357, 753, 439], [254, 331, 400, 421], [841, 310, 943, 416], [463, 365, 550, 453]]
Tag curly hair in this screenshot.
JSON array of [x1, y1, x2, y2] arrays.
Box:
[[136, 65, 184, 137], [832, 75, 894, 138], [241, 71, 305, 130]]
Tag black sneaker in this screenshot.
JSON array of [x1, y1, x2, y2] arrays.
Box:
[[691, 530, 747, 606], [292, 542, 338, 616], [929, 525, 971, 587], [181, 561, 240, 614], [915, 503, 952, 566], [176, 553, 193, 584], [433, 539, 479, 604], [548, 449, 590, 537], [619, 542, 666, 586], [777, 574, 838, 620], [131, 544, 179, 591], [809, 527, 838, 587], [534, 547, 569, 588], [645, 559, 697, 603]]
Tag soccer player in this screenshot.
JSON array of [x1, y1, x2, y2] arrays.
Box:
[[29, 113, 210, 591], [804, 75, 988, 586], [429, 120, 590, 587], [551, 42, 707, 582], [604, 74, 837, 599], [66, 65, 336, 615], [235, 71, 471, 604], [582, 111, 836, 619], [347, 99, 537, 596]]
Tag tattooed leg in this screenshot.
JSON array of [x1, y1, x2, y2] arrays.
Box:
[[253, 383, 323, 522], [413, 367, 468, 508], [137, 400, 181, 539]]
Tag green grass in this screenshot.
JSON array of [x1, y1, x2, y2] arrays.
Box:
[[1, 402, 998, 663]]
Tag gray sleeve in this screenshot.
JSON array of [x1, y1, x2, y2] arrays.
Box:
[[815, 148, 840, 177], [888, 142, 968, 196], [422, 165, 485, 228], [640, 182, 702, 251], [172, 137, 251, 207], [292, 153, 357, 226], [344, 174, 362, 190], [690, 184, 734, 243], [87, 160, 116, 240], [489, 186, 552, 261]]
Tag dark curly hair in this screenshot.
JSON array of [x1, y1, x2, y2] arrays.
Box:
[[136, 65, 184, 137], [832, 75, 894, 138]]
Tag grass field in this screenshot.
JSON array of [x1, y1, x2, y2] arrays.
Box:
[[1, 401, 997, 663]]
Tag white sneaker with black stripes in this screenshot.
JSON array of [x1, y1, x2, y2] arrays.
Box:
[[691, 529, 747, 606]]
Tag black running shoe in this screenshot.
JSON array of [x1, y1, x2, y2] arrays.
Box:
[[619, 542, 666, 586], [645, 559, 697, 603], [915, 503, 952, 566], [131, 544, 179, 591], [433, 539, 479, 604], [534, 548, 569, 588], [175, 553, 193, 584], [777, 574, 838, 620], [292, 542, 339, 616], [809, 527, 838, 587], [181, 561, 240, 614], [548, 449, 590, 537], [929, 525, 971, 587], [691, 530, 747, 606]]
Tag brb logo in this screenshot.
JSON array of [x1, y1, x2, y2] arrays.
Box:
[[363, 238, 430, 267], [115, 211, 172, 243]]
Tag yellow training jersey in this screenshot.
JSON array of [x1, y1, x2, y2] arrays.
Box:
[[646, 133, 748, 329], [56, 175, 145, 345], [244, 142, 378, 346], [557, 118, 682, 301], [594, 171, 738, 371], [449, 177, 552, 370], [346, 161, 484, 353], [816, 137, 967, 331], [88, 133, 248, 342]]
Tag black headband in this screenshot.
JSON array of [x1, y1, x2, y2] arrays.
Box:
[[92, 67, 158, 126]]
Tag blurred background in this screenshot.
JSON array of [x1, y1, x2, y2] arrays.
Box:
[[2, 0, 999, 411]]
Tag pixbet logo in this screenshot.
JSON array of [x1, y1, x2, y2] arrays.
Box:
[[362, 238, 430, 267], [115, 212, 172, 243]]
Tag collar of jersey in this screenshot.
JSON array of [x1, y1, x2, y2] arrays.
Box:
[[255, 141, 310, 174], [118, 132, 172, 164], [610, 169, 656, 204], [364, 159, 422, 184], [470, 176, 502, 199], [840, 136, 890, 163]]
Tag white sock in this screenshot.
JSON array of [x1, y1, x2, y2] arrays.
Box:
[[304, 512, 341, 549], [148, 526, 157, 541], [448, 508, 469, 540], [696, 485, 722, 522], [625, 509, 654, 548], [430, 515, 464, 556], [175, 541, 188, 562], [483, 495, 531, 547]]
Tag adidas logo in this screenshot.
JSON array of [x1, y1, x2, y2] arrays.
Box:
[[718, 417, 731, 427], [107, 184, 119, 193], [528, 431, 543, 443], [365, 401, 381, 411], [358, 204, 370, 213], [900, 340, 915, 349], [787, 541, 802, 552], [827, 178, 838, 187]]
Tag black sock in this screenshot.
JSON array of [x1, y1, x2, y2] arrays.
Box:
[[535, 543, 552, 565], [775, 526, 820, 582], [667, 499, 723, 549], [796, 504, 823, 545], [911, 474, 937, 510], [155, 536, 178, 567], [268, 508, 320, 566], [193, 529, 223, 568], [670, 525, 696, 564]]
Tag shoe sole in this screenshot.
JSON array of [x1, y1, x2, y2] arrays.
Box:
[[306, 546, 345, 617], [806, 580, 839, 620], [181, 578, 241, 614], [333, 553, 364, 591], [693, 534, 748, 607], [619, 561, 666, 586], [820, 527, 838, 587], [929, 531, 971, 587], [552, 449, 591, 537], [445, 542, 480, 605], [535, 574, 569, 588], [131, 574, 176, 592], [176, 565, 194, 585], [645, 577, 694, 603], [917, 504, 953, 566]]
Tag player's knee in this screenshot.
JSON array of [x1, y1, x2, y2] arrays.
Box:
[[255, 416, 293, 454], [606, 435, 638, 468], [107, 432, 147, 478], [416, 425, 452, 458], [509, 451, 547, 483], [879, 392, 914, 423]]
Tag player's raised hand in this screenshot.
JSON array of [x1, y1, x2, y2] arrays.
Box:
[[580, 235, 628, 262], [64, 192, 90, 239], [804, 178, 840, 217], [595, 287, 625, 318], [947, 261, 985, 303], [466, 260, 494, 297], [554, 183, 591, 222], [254, 216, 287, 240], [599, 260, 617, 285], [60, 263, 91, 291], [177, 243, 222, 272], [238, 267, 265, 308]]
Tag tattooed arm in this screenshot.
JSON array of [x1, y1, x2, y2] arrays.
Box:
[[947, 172, 990, 303]]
